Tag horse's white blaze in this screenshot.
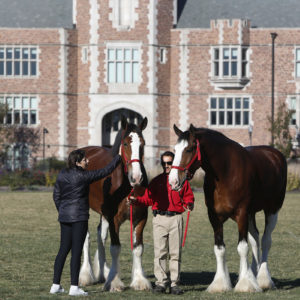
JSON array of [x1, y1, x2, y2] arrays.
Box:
[[169, 139, 188, 189], [93, 217, 110, 282], [234, 239, 262, 292], [79, 232, 96, 286], [103, 245, 125, 292], [207, 245, 232, 293], [130, 243, 152, 290], [257, 213, 277, 289], [129, 132, 142, 184]]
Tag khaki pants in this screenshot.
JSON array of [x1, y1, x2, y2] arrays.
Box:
[[152, 214, 183, 288]]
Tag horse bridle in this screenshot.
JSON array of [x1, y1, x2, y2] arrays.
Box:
[[171, 139, 201, 180], [121, 137, 142, 174]]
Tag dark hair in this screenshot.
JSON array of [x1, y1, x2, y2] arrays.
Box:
[[67, 149, 85, 169], [160, 151, 174, 167]]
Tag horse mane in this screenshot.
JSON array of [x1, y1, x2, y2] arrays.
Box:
[[192, 127, 235, 146], [111, 123, 144, 156]]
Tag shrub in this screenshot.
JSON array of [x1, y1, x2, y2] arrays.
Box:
[[0, 169, 46, 189], [45, 170, 59, 187], [34, 157, 66, 172], [286, 172, 300, 191]]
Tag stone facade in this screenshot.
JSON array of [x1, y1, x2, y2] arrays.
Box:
[[0, 0, 299, 167]]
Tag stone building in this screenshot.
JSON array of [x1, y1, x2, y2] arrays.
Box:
[[0, 0, 300, 169]]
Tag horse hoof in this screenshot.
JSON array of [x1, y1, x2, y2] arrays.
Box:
[[130, 278, 152, 291], [234, 278, 262, 293], [207, 276, 232, 293], [103, 278, 125, 292]]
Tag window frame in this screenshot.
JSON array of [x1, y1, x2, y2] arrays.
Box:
[[6, 143, 30, 171], [0, 95, 38, 126], [211, 45, 249, 89], [106, 44, 141, 85], [0, 46, 38, 78], [209, 96, 251, 128], [287, 96, 299, 127], [295, 48, 300, 78]]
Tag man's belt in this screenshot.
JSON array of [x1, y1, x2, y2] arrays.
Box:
[[153, 210, 181, 217]]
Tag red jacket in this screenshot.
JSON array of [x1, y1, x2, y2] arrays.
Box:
[[136, 173, 194, 213]]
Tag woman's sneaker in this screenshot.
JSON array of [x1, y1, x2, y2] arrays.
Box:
[[69, 285, 88, 296], [50, 283, 65, 294]]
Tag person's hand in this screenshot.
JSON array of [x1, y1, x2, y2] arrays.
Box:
[[127, 195, 138, 206], [186, 202, 194, 211]]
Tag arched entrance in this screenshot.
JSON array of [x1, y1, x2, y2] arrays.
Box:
[[102, 108, 143, 146]]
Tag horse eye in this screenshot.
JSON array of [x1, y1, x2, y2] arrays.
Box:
[[186, 148, 193, 153], [123, 143, 128, 147]]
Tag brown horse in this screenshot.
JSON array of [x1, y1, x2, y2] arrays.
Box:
[[78, 116, 152, 292], [169, 124, 287, 293]]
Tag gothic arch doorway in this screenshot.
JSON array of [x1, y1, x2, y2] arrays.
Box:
[[102, 108, 143, 146]]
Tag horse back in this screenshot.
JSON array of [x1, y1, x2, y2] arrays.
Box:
[[80, 146, 123, 214], [247, 146, 287, 213]]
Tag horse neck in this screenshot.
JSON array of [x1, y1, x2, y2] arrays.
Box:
[[198, 135, 227, 177]]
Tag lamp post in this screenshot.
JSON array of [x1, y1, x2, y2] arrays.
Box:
[[271, 32, 277, 146], [42, 127, 49, 160], [248, 124, 253, 146]]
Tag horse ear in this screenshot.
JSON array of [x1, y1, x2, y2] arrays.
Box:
[[189, 124, 196, 137], [139, 117, 148, 131], [121, 115, 128, 130], [173, 124, 182, 137]]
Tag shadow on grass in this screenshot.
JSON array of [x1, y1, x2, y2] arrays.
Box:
[[180, 273, 300, 291], [180, 271, 238, 286], [274, 277, 300, 290]]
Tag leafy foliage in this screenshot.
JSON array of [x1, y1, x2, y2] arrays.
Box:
[[286, 171, 300, 191], [0, 125, 41, 169], [268, 102, 293, 158]]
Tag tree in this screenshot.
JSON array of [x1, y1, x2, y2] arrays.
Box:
[[268, 102, 293, 158], [0, 103, 41, 170]]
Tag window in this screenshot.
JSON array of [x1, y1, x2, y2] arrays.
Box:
[[0, 47, 38, 77], [296, 49, 300, 78], [0, 96, 37, 125], [159, 47, 167, 64], [110, 0, 136, 31], [6, 144, 29, 171], [288, 97, 299, 126], [119, 0, 132, 27], [212, 46, 249, 88], [209, 96, 250, 126], [107, 48, 139, 84]]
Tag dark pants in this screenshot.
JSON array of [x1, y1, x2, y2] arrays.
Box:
[[53, 221, 88, 286]]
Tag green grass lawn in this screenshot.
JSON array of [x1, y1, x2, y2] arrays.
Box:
[[0, 191, 299, 300]]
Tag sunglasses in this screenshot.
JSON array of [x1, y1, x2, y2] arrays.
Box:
[[163, 161, 173, 166]]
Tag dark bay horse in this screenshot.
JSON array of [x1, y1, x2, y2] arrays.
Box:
[[169, 125, 287, 293], [78, 117, 152, 292]]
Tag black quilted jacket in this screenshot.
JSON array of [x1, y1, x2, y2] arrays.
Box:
[[53, 155, 121, 223]]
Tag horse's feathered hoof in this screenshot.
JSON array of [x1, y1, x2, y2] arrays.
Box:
[[103, 276, 125, 292], [130, 278, 152, 291], [234, 276, 262, 293]]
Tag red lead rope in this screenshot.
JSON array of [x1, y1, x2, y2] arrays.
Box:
[[182, 210, 190, 247], [128, 188, 134, 251]]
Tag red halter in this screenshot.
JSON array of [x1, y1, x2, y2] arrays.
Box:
[[171, 140, 201, 174], [121, 139, 141, 174]]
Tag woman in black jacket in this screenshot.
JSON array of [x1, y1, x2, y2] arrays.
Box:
[[50, 149, 121, 296]]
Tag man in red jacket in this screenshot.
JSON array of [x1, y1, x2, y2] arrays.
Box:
[[128, 151, 194, 295]]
